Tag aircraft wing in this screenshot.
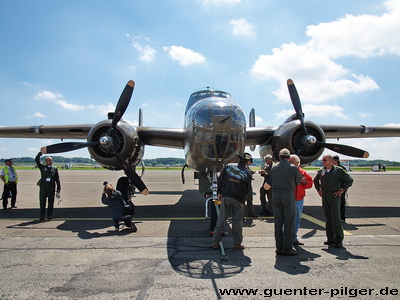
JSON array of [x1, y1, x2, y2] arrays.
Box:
[[244, 124, 400, 147], [245, 127, 277, 146], [0, 124, 186, 149], [0, 124, 93, 139], [320, 125, 400, 139], [137, 126, 185, 149]]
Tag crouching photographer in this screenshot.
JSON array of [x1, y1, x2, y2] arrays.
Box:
[[101, 181, 137, 232]]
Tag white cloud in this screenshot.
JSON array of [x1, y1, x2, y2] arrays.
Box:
[[276, 104, 348, 120], [230, 18, 255, 37], [251, 44, 379, 103], [163, 46, 206, 66], [306, 0, 400, 58], [34, 90, 63, 100], [250, 1, 398, 104], [358, 112, 373, 118], [26, 112, 47, 118], [95, 102, 115, 115], [54, 100, 85, 111], [132, 42, 157, 62]]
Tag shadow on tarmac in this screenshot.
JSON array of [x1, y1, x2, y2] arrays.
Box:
[[274, 247, 321, 275]]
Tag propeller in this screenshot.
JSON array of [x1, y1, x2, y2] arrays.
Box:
[[287, 79, 369, 158], [43, 141, 100, 154], [110, 80, 135, 131], [41, 80, 149, 194]]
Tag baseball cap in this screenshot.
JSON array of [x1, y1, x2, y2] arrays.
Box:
[[279, 148, 291, 157]]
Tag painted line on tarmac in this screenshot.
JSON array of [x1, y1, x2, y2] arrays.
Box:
[[0, 217, 207, 221], [302, 213, 352, 236]]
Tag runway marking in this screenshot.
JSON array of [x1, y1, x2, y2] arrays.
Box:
[[0, 217, 207, 221], [1, 215, 352, 235], [302, 213, 352, 236]]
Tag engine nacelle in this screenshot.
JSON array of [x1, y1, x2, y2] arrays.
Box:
[[86, 119, 144, 170], [259, 114, 325, 166]]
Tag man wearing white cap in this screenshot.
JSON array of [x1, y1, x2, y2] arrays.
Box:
[[271, 148, 302, 256]]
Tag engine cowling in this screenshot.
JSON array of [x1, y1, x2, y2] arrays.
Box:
[[259, 114, 325, 166], [86, 119, 144, 170]]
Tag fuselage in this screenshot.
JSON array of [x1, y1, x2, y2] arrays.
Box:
[[184, 90, 246, 173]]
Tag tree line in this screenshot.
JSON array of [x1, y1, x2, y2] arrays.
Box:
[[1, 156, 399, 167]]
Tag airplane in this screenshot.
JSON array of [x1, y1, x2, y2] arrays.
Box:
[[1, 79, 400, 228]]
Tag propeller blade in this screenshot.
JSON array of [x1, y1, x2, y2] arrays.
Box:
[[287, 79, 307, 135], [43, 141, 99, 154], [114, 152, 149, 195], [110, 80, 135, 130], [316, 141, 369, 158]]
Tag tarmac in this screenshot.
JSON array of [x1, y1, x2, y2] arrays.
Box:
[[0, 169, 399, 299]]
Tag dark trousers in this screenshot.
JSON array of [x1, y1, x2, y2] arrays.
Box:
[[272, 189, 295, 251], [340, 192, 347, 220], [2, 182, 17, 209], [39, 185, 55, 219], [322, 194, 344, 244], [259, 186, 273, 213]]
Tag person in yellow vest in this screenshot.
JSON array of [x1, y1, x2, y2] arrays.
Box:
[[0, 159, 18, 210]]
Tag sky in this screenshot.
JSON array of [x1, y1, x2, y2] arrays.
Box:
[[0, 0, 400, 162]]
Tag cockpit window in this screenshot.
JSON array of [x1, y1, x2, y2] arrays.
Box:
[[185, 90, 232, 113], [194, 102, 245, 129]]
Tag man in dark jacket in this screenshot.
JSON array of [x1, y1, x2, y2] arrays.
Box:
[[211, 153, 253, 251], [314, 154, 353, 248], [271, 148, 302, 256], [35, 151, 61, 221], [259, 154, 274, 216]]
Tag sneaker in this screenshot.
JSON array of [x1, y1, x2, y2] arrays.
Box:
[[233, 244, 245, 251], [131, 223, 137, 232], [333, 243, 343, 248], [114, 227, 119, 232], [11, 206, 17, 208]]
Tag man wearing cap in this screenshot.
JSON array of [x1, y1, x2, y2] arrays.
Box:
[[35, 151, 61, 220], [211, 153, 253, 251], [271, 148, 302, 256], [259, 154, 274, 216], [1, 159, 18, 210]]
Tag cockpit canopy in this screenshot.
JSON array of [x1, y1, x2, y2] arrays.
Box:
[[185, 90, 232, 113], [184, 89, 246, 163]]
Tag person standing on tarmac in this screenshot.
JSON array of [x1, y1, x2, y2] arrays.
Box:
[[314, 154, 353, 248], [259, 154, 274, 216], [1, 159, 18, 210], [211, 153, 253, 251], [332, 155, 348, 223], [35, 150, 61, 221], [271, 148, 302, 256]]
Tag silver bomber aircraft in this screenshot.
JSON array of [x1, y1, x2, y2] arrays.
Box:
[[1, 79, 400, 199]]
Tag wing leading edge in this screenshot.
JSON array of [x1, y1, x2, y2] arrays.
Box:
[[0, 124, 94, 139], [321, 125, 400, 139]]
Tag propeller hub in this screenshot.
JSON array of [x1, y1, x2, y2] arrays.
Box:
[[100, 136, 112, 147], [306, 135, 317, 145]]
